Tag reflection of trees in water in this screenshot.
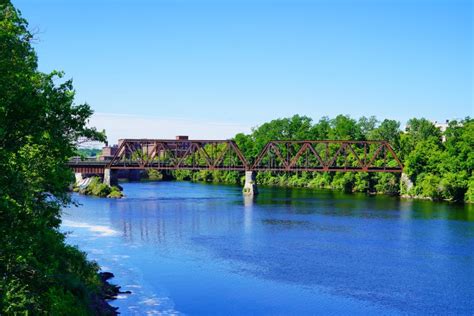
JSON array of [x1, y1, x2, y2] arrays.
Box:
[[106, 192, 473, 246], [108, 200, 244, 244], [104, 189, 473, 247], [257, 187, 474, 221]]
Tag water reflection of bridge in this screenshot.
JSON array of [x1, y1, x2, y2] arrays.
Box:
[[109, 197, 251, 244]]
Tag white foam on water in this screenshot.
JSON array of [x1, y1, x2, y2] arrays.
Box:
[[140, 297, 161, 306], [62, 219, 120, 237]]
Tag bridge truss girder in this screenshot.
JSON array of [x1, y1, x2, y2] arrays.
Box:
[[107, 139, 249, 171], [251, 140, 403, 172], [104, 139, 403, 173]]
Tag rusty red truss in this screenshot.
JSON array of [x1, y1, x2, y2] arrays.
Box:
[[107, 139, 250, 170], [69, 139, 404, 174], [251, 140, 403, 172]]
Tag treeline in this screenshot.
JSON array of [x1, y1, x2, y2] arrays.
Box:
[[1, 2, 109, 314], [76, 148, 102, 158], [172, 115, 473, 203]]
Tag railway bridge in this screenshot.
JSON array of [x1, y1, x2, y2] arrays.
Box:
[[69, 138, 403, 195]]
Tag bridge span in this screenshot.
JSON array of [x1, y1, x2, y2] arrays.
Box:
[[69, 138, 403, 195]]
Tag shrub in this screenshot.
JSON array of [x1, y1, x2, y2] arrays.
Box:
[[107, 187, 123, 198], [418, 174, 443, 200], [146, 169, 163, 181], [465, 174, 474, 203]]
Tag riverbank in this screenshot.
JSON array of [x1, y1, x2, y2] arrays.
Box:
[[155, 170, 473, 204], [74, 176, 124, 198], [90, 272, 130, 315]]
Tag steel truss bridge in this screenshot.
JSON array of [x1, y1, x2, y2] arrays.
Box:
[[69, 139, 403, 173]]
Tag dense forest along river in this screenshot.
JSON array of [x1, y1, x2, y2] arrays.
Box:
[[62, 181, 474, 315]]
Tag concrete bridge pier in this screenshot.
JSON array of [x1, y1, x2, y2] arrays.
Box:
[[75, 172, 84, 183], [103, 168, 118, 186], [243, 171, 258, 196]]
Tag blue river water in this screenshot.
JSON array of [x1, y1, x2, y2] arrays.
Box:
[[62, 181, 474, 315]]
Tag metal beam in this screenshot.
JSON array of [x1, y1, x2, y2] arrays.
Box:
[[68, 139, 403, 173]]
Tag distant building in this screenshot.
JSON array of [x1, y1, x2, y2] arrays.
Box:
[[100, 136, 191, 160], [403, 119, 452, 142], [433, 120, 449, 142], [433, 120, 449, 132], [99, 145, 118, 161]]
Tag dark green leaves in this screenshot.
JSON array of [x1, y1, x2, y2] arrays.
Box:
[[0, 1, 106, 313]]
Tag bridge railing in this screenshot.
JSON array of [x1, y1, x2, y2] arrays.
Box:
[[68, 156, 107, 164]]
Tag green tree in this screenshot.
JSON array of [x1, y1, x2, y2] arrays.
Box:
[[309, 116, 331, 139], [194, 114, 473, 202], [1, 1, 106, 313], [444, 118, 473, 174], [369, 119, 401, 151], [358, 116, 378, 139], [401, 118, 441, 159], [329, 115, 363, 140]]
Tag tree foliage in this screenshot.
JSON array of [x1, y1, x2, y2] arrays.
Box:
[[1, 1, 106, 313], [180, 114, 473, 203]]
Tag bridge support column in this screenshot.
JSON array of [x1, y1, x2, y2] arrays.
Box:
[[243, 171, 258, 196], [75, 172, 84, 183], [103, 168, 118, 186]]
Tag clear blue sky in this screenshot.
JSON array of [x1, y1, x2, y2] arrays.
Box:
[[13, 0, 473, 142]]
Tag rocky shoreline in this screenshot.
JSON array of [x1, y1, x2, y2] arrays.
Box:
[[90, 272, 131, 315]]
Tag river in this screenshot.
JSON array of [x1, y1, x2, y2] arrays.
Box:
[[62, 181, 474, 315]]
